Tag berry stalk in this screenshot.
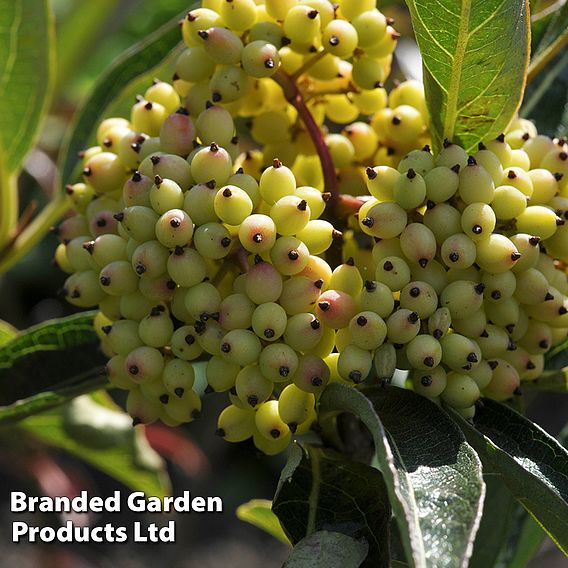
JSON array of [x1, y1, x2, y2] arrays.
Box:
[[271, 69, 340, 206]]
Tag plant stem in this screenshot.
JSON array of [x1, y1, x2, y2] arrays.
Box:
[[0, 196, 69, 273], [271, 70, 339, 205], [0, 173, 19, 252], [292, 49, 327, 81], [306, 445, 321, 536], [335, 194, 367, 219], [528, 28, 568, 83]]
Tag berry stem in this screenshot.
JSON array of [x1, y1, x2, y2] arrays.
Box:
[[335, 194, 367, 219], [291, 49, 327, 81], [271, 70, 339, 205], [305, 85, 359, 98]]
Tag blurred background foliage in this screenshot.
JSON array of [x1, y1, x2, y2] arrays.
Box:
[[0, 0, 566, 566]]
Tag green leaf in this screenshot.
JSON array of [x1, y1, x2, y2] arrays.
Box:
[[0, 0, 55, 173], [273, 444, 391, 567], [506, 513, 547, 568], [453, 399, 568, 555], [283, 531, 369, 568], [503, 422, 568, 567], [469, 475, 517, 568], [0, 374, 108, 425], [236, 499, 291, 545], [21, 395, 170, 498], [405, 0, 530, 153], [319, 384, 485, 568], [58, 13, 183, 188], [0, 312, 107, 418], [0, 319, 18, 346]]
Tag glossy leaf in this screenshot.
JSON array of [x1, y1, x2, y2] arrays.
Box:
[[0, 312, 106, 416], [319, 384, 484, 568], [236, 499, 291, 545], [21, 395, 170, 498], [0, 0, 55, 173], [406, 0, 530, 152], [283, 531, 369, 568], [453, 400, 568, 554], [273, 444, 391, 567], [59, 13, 183, 187]]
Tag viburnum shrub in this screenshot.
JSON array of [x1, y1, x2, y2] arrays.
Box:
[[1, 0, 568, 566]]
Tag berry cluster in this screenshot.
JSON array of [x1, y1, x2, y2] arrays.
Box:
[[55, 0, 568, 454], [350, 124, 568, 417]]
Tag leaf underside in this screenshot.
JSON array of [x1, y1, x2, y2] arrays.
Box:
[[283, 530, 369, 568], [273, 444, 391, 567], [319, 384, 484, 568]]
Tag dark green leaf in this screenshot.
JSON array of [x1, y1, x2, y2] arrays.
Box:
[[236, 499, 291, 544], [469, 475, 517, 568], [273, 444, 391, 567], [21, 395, 170, 498], [58, 14, 183, 187], [405, 0, 530, 153], [0, 374, 107, 425], [283, 531, 368, 568], [319, 384, 485, 568], [364, 386, 485, 567], [504, 422, 568, 567], [0, 0, 55, 172], [453, 399, 568, 555], [0, 312, 106, 410]]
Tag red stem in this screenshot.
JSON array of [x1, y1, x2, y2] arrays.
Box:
[[272, 70, 339, 206]]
